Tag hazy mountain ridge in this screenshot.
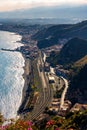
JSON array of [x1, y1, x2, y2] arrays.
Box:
[[0, 5, 87, 20]]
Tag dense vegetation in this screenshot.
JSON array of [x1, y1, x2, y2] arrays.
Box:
[[47, 37, 87, 66], [56, 37, 87, 65], [47, 51, 59, 67], [0, 110, 87, 130], [66, 64, 87, 104]]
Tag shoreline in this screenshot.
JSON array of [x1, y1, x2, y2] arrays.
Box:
[[8, 31, 31, 114], [0, 30, 33, 118], [18, 54, 31, 113], [0, 30, 29, 121], [16, 34, 32, 116]]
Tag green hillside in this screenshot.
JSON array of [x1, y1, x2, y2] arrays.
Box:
[[58, 37, 87, 65], [47, 37, 87, 105], [74, 55, 87, 67], [33, 20, 87, 49], [47, 37, 87, 66], [66, 64, 87, 104]]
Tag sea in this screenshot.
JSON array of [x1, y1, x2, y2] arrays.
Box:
[[0, 31, 25, 119]]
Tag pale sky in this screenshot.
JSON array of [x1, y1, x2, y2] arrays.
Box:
[[0, 0, 87, 12]]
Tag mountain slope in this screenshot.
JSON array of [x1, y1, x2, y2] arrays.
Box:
[[35, 20, 87, 49], [74, 55, 87, 67], [66, 64, 87, 104], [47, 37, 87, 66], [58, 37, 87, 65], [47, 37, 87, 105]]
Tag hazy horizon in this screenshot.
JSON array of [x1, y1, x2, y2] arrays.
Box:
[[0, 0, 87, 21], [0, 0, 87, 12], [0, 5, 87, 21]]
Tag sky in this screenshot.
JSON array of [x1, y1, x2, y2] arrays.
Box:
[[0, 0, 87, 12]]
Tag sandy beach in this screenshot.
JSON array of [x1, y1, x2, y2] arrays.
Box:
[[23, 57, 30, 93], [17, 50, 32, 115]]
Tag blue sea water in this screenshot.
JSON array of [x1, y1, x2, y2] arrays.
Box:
[[0, 31, 25, 119]]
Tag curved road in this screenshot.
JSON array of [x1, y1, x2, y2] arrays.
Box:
[[60, 77, 69, 108]]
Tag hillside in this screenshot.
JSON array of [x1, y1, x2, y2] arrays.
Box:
[[74, 55, 87, 68], [57, 37, 87, 65], [66, 64, 87, 104], [47, 37, 87, 105], [33, 20, 87, 49], [47, 37, 87, 66], [33, 24, 72, 40]]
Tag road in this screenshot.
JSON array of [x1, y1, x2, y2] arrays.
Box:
[[50, 66, 64, 91], [39, 52, 69, 110], [60, 77, 69, 108], [43, 55, 68, 109], [43, 52, 46, 63], [28, 51, 53, 121]]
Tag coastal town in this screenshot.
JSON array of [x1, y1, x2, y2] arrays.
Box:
[[0, 0, 87, 128], [2, 32, 86, 122], [0, 22, 87, 128]]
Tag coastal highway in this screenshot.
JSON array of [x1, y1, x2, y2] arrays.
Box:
[[60, 77, 69, 108], [50, 69, 69, 108], [28, 51, 53, 121], [50, 66, 64, 91]]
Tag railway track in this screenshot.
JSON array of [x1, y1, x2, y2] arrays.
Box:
[[29, 51, 54, 121]]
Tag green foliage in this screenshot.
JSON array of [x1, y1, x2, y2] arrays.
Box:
[[0, 110, 87, 130], [67, 64, 87, 104], [61, 110, 87, 130], [47, 51, 59, 67], [58, 38, 87, 65], [47, 38, 87, 67]]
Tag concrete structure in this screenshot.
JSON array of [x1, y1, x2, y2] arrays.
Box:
[[49, 76, 55, 84], [48, 98, 60, 114], [70, 103, 87, 112], [49, 107, 59, 113], [58, 100, 72, 116]]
